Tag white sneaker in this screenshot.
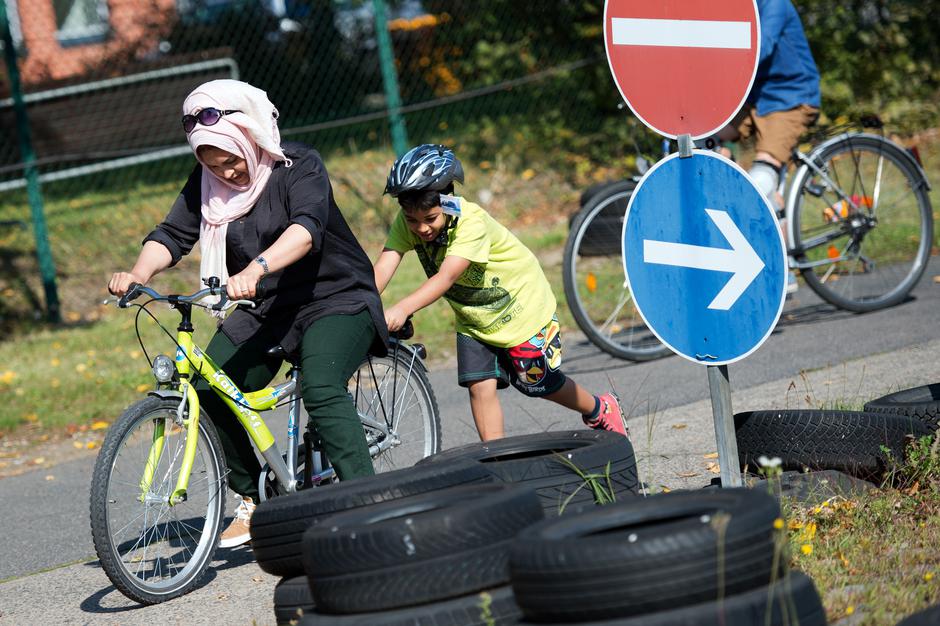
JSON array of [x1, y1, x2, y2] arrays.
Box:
[[219, 495, 255, 548], [786, 271, 798, 295]]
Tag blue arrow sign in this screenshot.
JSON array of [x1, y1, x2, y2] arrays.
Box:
[[623, 150, 786, 365]]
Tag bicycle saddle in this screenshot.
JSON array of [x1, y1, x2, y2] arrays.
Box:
[[266, 345, 301, 367]]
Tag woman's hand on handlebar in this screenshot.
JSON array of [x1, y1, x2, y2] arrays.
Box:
[[226, 262, 265, 301], [108, 271, 146, 297]]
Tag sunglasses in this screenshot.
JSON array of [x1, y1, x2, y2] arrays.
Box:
[[181, 108, 241, 133]]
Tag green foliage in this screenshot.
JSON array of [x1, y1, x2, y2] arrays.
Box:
[[800, 0, 940, 130]]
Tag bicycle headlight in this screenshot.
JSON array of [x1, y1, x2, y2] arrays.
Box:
[[152, 354, 176, 383]]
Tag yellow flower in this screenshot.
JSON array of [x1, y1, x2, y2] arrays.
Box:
[[51, 358, 61, 367], [801, 544, 813, 555], [75, 363, 87, 373], [846, 606, 855, 615], [925, 572, 934, 582], [0, 370, 16, 384], [136, 383, 151, 392], [773, 518, 784, 530]]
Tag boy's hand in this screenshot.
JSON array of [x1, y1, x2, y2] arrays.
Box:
[[385, 304, 410, 332]]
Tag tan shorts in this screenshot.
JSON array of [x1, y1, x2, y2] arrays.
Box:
[[727, 104, 819, 164]]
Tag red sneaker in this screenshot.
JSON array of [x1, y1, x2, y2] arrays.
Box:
[[584, 392, 629, 438]]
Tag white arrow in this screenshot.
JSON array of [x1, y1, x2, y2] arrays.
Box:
[[643, 209, 765, 311]]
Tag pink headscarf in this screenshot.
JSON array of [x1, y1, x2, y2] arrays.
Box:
[[182, 79, 291, 293]]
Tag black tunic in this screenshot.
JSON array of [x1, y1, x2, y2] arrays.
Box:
[[144, 142, 388, 357]]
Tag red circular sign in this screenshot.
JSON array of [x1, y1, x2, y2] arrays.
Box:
[[604, 0, 760, 139]]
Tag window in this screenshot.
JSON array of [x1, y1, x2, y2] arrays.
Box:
[[53, 0, 110, 45]]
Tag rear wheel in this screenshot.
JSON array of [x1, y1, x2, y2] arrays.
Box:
[[89, 396, 226, 604], [351, 350, 442, 472], [790, 133, 933, 312], [563, 180, 669, 361]]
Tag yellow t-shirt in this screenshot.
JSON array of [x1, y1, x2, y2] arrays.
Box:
[[384, 198, 556, 347]]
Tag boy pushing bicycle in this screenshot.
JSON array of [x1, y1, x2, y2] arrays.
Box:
[[373, 144, 628, 442]]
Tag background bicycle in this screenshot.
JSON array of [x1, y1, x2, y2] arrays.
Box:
[[89, 282, 440, 604], [562, 117, 934, 361]]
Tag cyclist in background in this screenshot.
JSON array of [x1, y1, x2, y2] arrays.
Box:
[[108, 79, 388, 548], [717, 0, 821, 292], [373, 144, 628, 443]]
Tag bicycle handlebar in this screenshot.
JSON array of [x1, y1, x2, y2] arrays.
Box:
[[111, 282, 256, 311]]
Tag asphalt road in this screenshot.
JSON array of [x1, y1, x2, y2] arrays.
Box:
[[1, 257, 938, 624]]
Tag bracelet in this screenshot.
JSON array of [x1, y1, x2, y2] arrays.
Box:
[[254, 256, 269, 276]]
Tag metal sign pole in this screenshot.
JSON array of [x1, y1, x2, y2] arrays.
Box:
[[707, 364, 743, 487], [676, 134, 742, 489]]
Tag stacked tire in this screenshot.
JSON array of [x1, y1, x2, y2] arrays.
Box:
[[254, 430, 832, 625], [255, 430, 638, 624], [417, 430, 640, 514], [734, 409, 931, 482], [864, 383, 940, 433], [509, 488, 828, 625], [297, 483, 540, 625]]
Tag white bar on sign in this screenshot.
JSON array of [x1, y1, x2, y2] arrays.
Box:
[[611, 17, 751, 49]]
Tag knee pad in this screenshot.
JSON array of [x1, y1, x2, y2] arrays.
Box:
[[748, 160, 780, 200]]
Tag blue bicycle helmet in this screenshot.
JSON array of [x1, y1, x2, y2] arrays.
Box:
[[385, 144, 464, 197]]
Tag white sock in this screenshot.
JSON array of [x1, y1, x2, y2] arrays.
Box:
[[748, 160, 780, 204]]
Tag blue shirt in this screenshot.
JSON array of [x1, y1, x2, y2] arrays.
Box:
[[749, 0, 821, 115]]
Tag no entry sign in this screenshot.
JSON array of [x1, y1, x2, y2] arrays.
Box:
[[604, 0, 760, 139]]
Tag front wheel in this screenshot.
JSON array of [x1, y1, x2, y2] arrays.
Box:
[[790, 133, 933, 312], [89, 396, 227, 604], [562, 180, 670, 361], [350, 350, 442, 472]]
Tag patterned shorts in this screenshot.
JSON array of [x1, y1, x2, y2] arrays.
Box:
[[456, 316, 566, 397]]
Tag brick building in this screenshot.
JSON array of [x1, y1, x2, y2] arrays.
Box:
[[4, 0, 177, 87]]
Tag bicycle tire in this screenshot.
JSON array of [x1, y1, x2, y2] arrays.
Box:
[[89, 396, 227, 604], [789, 133, 933, 312], [562, 180, 670, 361], [351, 350, 442, 472]]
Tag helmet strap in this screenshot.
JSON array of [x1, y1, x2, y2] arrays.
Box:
[[431, 215, 458, 248]]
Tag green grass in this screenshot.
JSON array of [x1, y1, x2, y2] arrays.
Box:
[[778, 435, 940, 624]]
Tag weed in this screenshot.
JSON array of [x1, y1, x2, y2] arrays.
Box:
[[553, 454, 615, 514]]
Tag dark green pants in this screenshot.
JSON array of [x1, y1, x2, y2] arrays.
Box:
[[196, 310, 377, 499]]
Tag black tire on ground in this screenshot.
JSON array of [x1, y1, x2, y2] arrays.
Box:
[[509, 488, 784, 622], [529, 570, 825, 626], [296, 586, 521, 625], [734, 410, 932, 481], [416, 430, 639, 515], [303, 484, 543, 614], [896, 602, 940, 626], [250, 461, 493, 577], [864, 383, 940, 432], [274, 576, 315, 625]]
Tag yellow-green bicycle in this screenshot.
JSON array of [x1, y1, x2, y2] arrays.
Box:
[[89, 281, 441, 604]]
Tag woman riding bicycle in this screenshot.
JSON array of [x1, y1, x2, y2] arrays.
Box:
[[108, 79, 388, 548]]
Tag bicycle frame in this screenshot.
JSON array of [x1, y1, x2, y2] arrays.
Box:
[[139, 313, 297, 506]]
